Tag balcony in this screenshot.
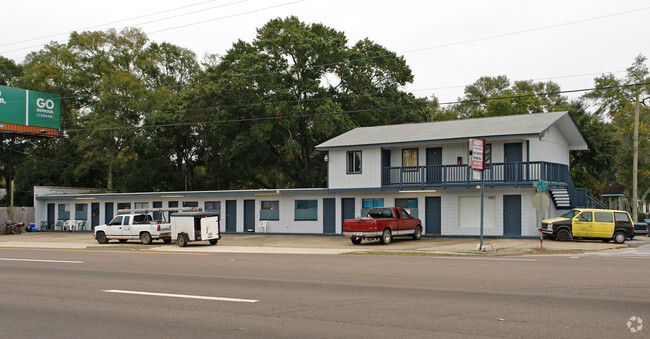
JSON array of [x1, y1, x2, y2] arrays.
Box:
[[382, 161, 570, 188], [381, 161, 606, 209]]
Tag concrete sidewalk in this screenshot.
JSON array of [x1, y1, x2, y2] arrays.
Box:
[[1, 231, 647, 255]]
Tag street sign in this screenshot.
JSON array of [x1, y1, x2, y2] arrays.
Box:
[[533, 181, 548, 187], [469, 138, 485, 170], [532, 192, 550, 211], [536, 187, 546, 193]]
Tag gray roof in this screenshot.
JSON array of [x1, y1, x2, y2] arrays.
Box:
[[315, 111, 589, 151]]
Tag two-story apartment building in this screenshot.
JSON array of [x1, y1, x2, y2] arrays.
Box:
[[33, 111, 603, 237]]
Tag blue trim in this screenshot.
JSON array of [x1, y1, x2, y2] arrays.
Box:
[[315, 133, 542, 150]]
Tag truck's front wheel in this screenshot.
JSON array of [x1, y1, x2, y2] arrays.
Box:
[[140, 232, 152, 245], [96, 232, 108, 244], [412, 226, 422, 240], [556, 229, 570, 241], [380, 229, 392, 245]]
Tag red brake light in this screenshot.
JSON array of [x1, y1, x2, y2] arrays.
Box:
[[157, 224, 161, 231]]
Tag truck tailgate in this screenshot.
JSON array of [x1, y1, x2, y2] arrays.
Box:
[[344, 219, 378, 232]]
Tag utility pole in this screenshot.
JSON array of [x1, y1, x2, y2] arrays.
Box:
[[632, 93, 639, 223]]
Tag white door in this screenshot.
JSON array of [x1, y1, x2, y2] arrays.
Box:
[[201, 216, 220, 240]]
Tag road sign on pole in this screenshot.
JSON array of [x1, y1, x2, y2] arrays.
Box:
[[533, 181, 548, 187]]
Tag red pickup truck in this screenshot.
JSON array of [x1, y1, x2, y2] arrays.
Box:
[[343, 207, 423, 245]]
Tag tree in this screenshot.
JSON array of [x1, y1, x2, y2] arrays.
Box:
[[201, 16, 426, 188], [0, 55, 22, 86], [584, 54, 650, 219], [453, 76, 570, 118]]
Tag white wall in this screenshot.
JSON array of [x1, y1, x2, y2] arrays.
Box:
[[327, 148, 382, 189], [528, 125, 570, 164]]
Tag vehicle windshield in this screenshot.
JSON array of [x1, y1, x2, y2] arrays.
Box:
[[560, 210, 580, 218]]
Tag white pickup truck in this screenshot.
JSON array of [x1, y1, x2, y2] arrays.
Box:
[[94, 213, 172, 245]]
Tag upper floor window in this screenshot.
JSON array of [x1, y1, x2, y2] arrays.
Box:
[[402, 148, 418, 168], [347, 151, 362, 174]]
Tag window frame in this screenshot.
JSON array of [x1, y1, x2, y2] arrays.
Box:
[[260, 200, 280, 221], [294, 199, 318, 221], [402, 148, 419, 171], [346, 150, 362, 174]]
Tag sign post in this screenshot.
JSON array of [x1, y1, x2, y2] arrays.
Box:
[[533, 181, 549, 249], [470, 139, 486, 251]]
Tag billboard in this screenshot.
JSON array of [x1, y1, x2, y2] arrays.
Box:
[[0, 86, 60, 137]]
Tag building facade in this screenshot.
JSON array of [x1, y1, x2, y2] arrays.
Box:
[[33, 111, 604, 236]]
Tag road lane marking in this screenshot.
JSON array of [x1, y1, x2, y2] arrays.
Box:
[[431, 257, 537, 262], [103, 289, 258, 303], [0, 248, 209, 255], [0, 258, 83, 264]]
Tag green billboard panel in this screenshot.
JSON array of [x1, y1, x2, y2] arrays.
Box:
[[0, 86, 60, 130]]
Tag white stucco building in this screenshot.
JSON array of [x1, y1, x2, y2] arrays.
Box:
[[33, 111, 604, 236]]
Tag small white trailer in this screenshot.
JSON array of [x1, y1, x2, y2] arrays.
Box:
[[170, 212, 220, 247]]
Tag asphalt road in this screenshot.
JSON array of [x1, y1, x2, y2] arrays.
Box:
[[1, 248, 649, 338]]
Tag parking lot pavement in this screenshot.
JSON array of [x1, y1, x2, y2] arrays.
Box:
[[1, 231, 647, 255]]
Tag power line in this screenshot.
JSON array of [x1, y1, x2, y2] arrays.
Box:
[[0, 0, 227, 48], [61, 81, 650, 133], [4, 4, 644, 109]]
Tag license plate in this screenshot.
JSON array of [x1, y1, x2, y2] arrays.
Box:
[[356, 233, 363, 236]]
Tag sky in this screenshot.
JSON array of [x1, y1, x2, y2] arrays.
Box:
[[2, 0, 650, 105]]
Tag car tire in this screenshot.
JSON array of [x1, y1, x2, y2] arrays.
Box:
[[177, 233, 188, 247], [140, 232, 152, 245], [613, 231, 626, 244], [118, 239, 127, 243], [351, 237, 362, 245], [412, 226, 422, 240], [209, 239, 218, 245], [380, 229, 392, 245], [96, 232, 108, 244], [556, 229, 570, 241]]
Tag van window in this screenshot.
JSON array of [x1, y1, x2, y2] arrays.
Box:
[[595, 212, 613, 223], [614, 212, 631, 223], [577, 212, 592, 222]]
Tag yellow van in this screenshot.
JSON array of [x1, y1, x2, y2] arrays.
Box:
[[541, 209, 634, 243]]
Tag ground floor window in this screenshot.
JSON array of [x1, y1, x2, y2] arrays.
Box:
[[295, 200, 317, 221], [134, 202, 149, 209], [75, 204, 88, 220], [117, 202, 131, 210], [458, 196, 496, 228], [395, 198, 419, 218], [260, 200, 280, 220], [58, 204, 70, 220], [205, 201, 220, 212], [183, 201, 199, 208], [362, 198, 384, 217]]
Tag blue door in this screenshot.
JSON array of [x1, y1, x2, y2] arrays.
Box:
[[426, 147, 442, 184], [91, 203, 99, 229], [341, 198, 355, 230], [226, 200, 237, 233], [244, 199, 255, 232], [104, 202, 114, 224], [47, 203, 55, 230], [503, 195, 521, 236], [425, 197, 441, 234], [504, 142, 522, 182], [323, 198, 336, 234]]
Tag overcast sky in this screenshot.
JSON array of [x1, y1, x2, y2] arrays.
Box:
[[2, 0, 649, 104]]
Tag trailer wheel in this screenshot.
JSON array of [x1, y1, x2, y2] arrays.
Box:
[[209, 239, 218, 245], [140, 232, 152, 245], [177, 233, 188, 247], [96, 231, 108, 244]]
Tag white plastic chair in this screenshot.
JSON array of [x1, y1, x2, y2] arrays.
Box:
[[258, 221, 268, 233]]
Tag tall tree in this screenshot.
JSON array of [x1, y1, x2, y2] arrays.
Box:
[[202, 16, 426, 188]]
